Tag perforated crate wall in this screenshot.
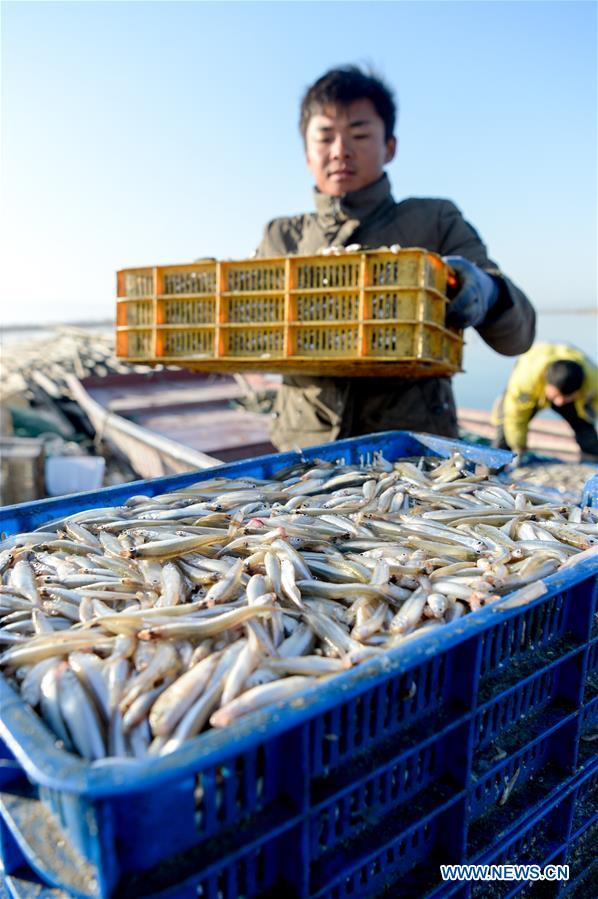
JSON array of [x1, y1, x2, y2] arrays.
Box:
[[116, 250, 463, 377]]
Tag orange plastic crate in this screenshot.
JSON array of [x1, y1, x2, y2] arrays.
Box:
[[116, 249, 463, 377]]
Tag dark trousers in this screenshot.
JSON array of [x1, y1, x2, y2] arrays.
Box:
[[493, 395, 598, 459]]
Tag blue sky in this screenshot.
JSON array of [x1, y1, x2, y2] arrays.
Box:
[[1, 0, 596, 326]]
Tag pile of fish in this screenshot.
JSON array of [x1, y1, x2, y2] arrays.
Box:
[[1, 452, 596, 761], [511, 462, 597, 500], [316, 242, 400, 256]]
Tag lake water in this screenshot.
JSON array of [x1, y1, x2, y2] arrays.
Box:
[[2, 312, 596, 414]]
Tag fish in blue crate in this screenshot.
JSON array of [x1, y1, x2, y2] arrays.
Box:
[[0, 449, 596, 762]]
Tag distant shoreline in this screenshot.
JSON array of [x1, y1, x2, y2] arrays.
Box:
[[2, 319, 115, 333], [538, 306, 598, 315], [1, 309, 596, 332], [543, 308, 597, 315]]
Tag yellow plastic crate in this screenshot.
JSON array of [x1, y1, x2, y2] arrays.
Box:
[[116, 249, 463, 377]]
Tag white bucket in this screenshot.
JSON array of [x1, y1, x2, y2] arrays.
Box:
[[45, 456, 106, 496]]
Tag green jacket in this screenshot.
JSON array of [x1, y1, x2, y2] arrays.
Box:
[[499, 342, 598, 451], [256, 174, 536, 451]]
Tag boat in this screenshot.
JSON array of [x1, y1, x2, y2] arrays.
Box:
[[457, 407, 581, 462], [67, 369, 279, 479], [68, 370, 583, 482]]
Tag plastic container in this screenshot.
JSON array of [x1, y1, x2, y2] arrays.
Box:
[[44, 456, 106, 497], [115, 250, 464, 378], [0, 432, 596, 899]]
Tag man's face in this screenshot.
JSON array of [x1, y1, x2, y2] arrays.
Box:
[[545, 384, 580, 407], [304, 99, 396, 196]]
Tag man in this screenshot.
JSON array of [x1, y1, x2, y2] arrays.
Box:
[[493, 343, 598, 462], [256, 66, 536, 451]]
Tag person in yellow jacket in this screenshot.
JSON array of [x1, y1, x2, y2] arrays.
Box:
[[493, 342, 598, 461]]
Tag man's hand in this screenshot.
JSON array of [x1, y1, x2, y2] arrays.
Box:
[[444, 256, 500, 328]]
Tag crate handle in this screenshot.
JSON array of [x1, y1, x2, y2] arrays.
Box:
[[446, 267, 459, 295]]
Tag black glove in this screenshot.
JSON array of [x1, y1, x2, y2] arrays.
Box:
[[444, 256, 500, 328]]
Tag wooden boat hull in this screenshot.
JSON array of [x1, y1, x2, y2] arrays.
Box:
[[68, 370, 278, 478], [458, 407, 581, 462]]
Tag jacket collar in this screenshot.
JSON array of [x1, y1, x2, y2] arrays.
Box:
[[313, 173, 394, 235]]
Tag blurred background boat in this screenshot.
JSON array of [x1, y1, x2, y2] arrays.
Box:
[[68, 369, 277, 478]]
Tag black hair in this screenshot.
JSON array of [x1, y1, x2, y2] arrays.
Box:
[[299, 65, 397, 141], [545, 360, 584, 395]]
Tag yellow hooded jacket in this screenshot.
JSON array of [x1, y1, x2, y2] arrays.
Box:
[[500, 342, 598, 451]]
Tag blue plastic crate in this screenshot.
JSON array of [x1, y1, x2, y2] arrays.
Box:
[[0, 431, 596, 899], [464, 762, 597, 899]]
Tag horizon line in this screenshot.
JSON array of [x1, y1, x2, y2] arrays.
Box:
[[2, 307, 597, 333]]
